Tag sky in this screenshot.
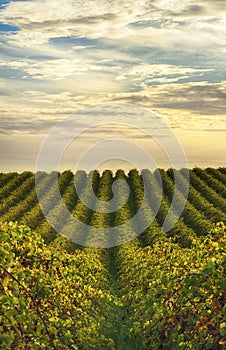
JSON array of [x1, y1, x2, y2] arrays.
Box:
[[0, 0, 226, 172]]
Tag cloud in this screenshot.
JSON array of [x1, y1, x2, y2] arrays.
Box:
[[150, 82, 226, 115], [0, 80, 225, 139], [156, 0, 226, 17], [116, 63, 213, 86], [0, 1, 225, 139], [1, 0, 226, 50], [109, 81, 226, 130]]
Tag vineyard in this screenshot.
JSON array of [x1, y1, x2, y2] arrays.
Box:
[[0, 167, 226, 349]]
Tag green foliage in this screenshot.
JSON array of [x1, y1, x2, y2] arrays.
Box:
[[0, 221, 225, 349], [0, 168, 226, 349], [0, 222, 118, 349], [116, 222, 226, 349]]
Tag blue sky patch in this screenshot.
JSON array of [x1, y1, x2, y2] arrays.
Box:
[[50, 36, 100, 48], [0, 0, 31, 10], [0, 22, 19, 32], [129, 19, 168, 29], [0, 0, 10, 10]]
